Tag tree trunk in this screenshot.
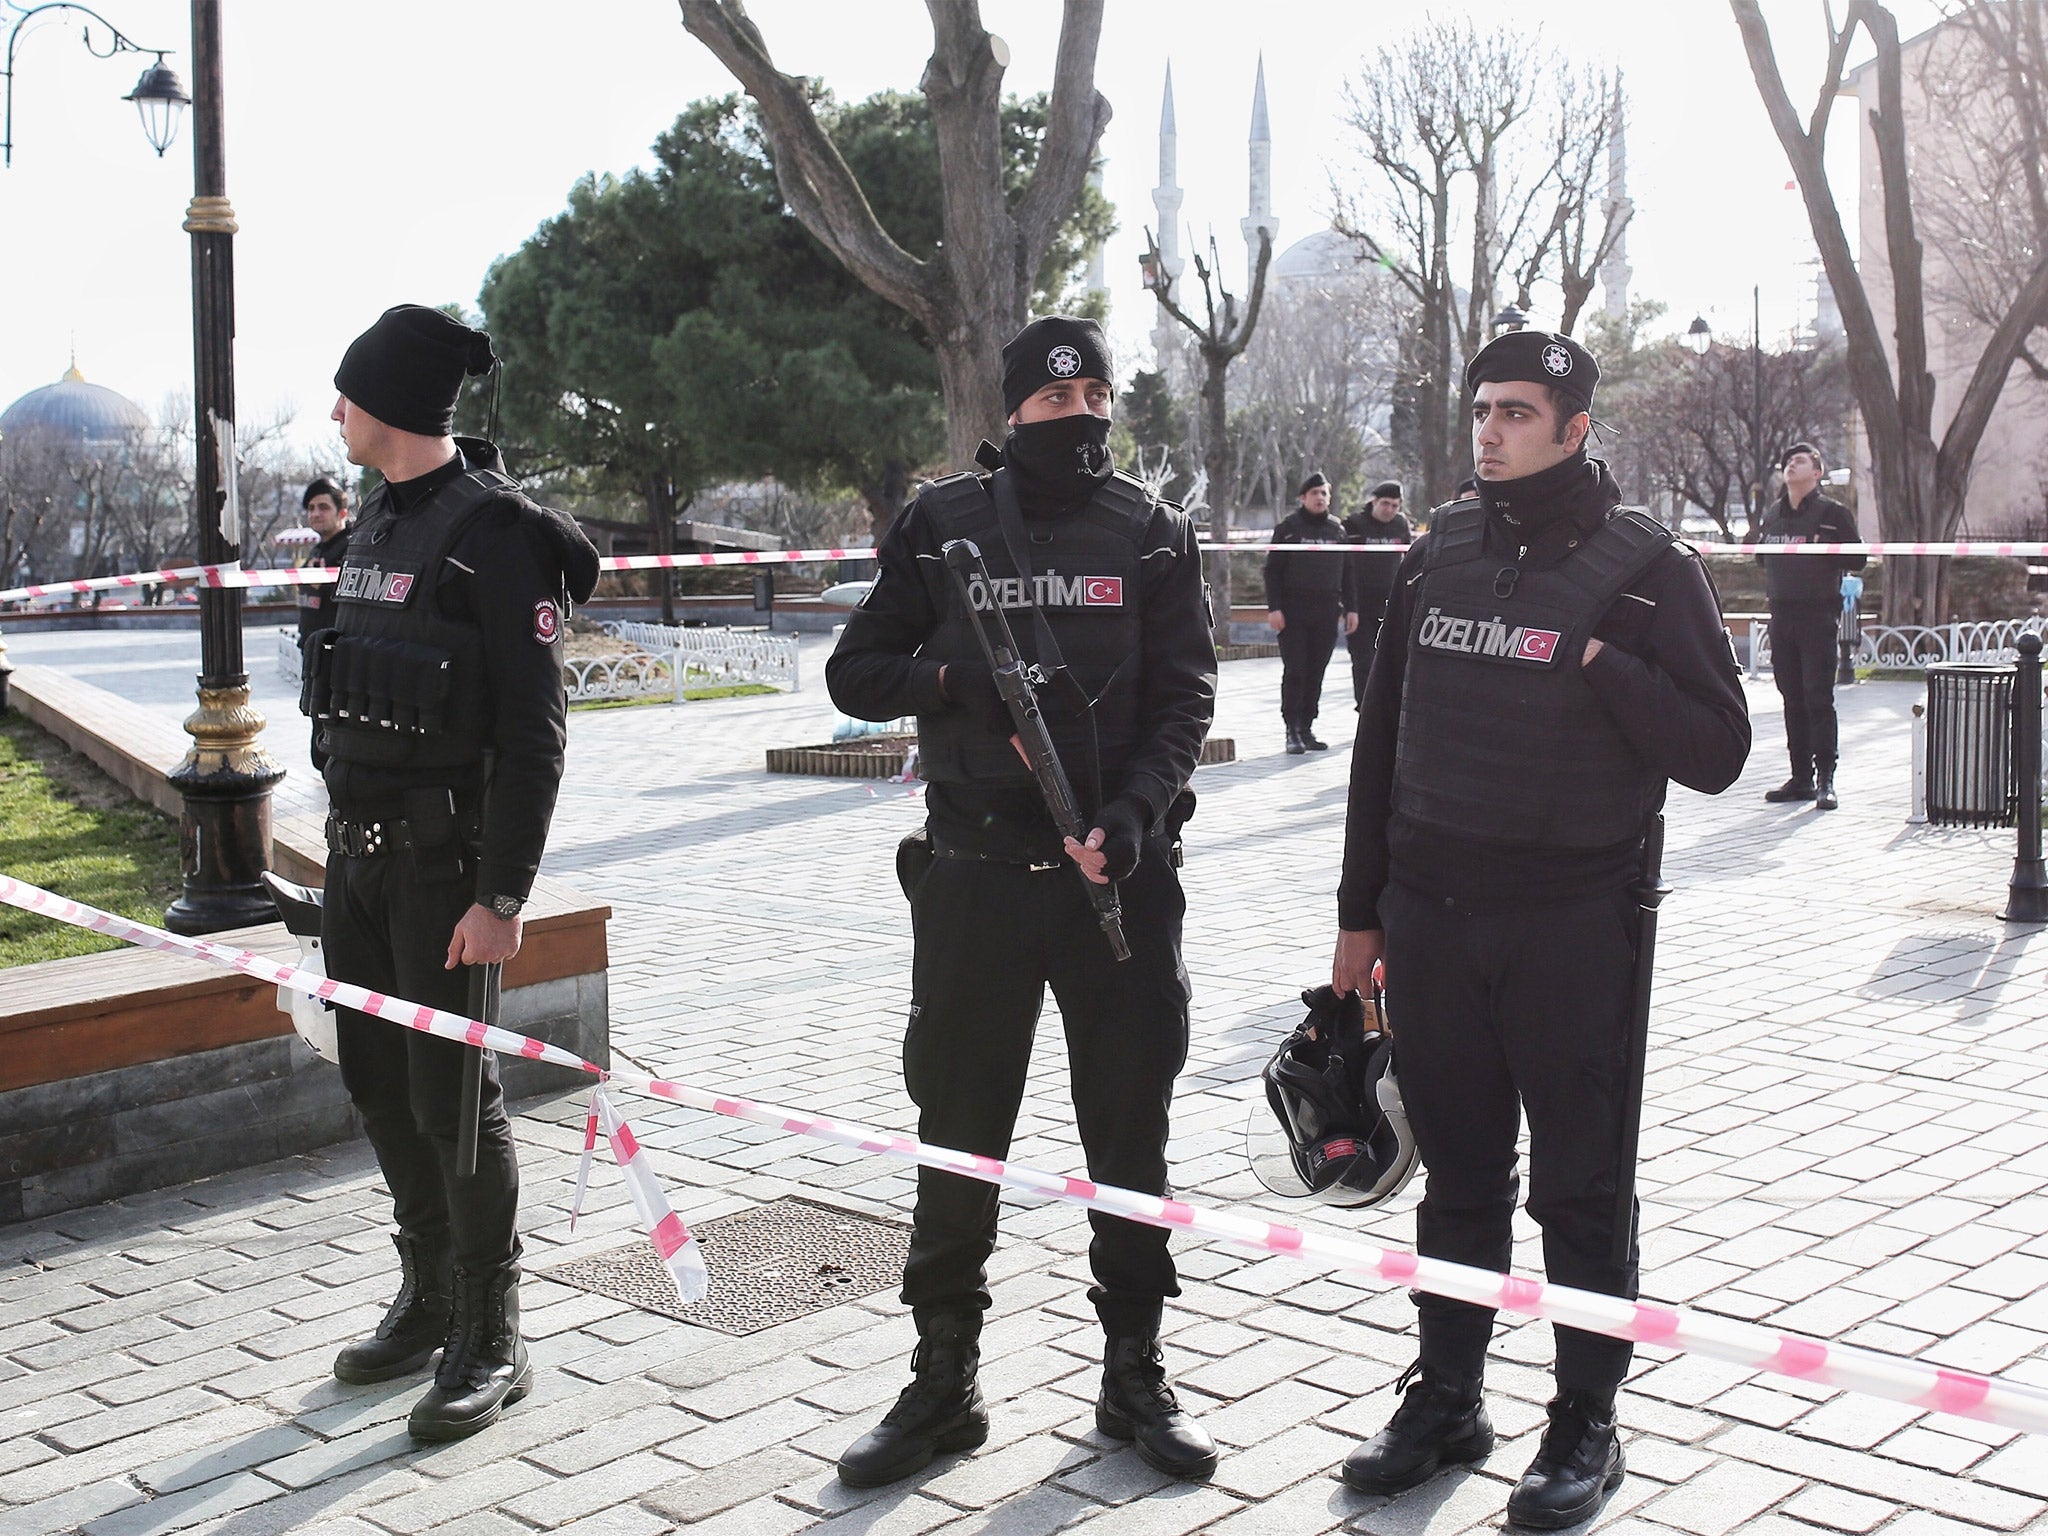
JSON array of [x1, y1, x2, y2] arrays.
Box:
[[1202, 355, 1232, 652], [933, 315, 1012, 472], [861, 457, 912, 543], [646, 473, 678, 626]]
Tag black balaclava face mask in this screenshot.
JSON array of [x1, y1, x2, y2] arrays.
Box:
[[1004, 412, 1113, 508]]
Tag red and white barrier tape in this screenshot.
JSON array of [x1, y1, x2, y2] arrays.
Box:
[[5, 869, 2047, 1434], [8, 539, 2042, 608]]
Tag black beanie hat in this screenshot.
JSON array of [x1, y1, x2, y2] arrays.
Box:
[[334, 304, 497, 438], [1299, 472, 1330, 497], [1369, 480, 1403, 501], [1781, 441, 1825, 472], [1466, 328, 1599, 415], [1003, 316, 1113, 416]]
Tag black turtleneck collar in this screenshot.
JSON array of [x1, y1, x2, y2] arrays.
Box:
[[1475, 450, 1620, 541], [386, 447, 466, 514]]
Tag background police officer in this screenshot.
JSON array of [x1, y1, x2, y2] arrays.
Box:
[[1331, 330, 1750, 1527], [297, 475, 352, 644], [1265, 472, 1357, 752], [826, 316, 1219, 1488], [304, 305, 598, 1443], [1755, 442, 1861, 810], [1341, 479, 1411, 706], [299, 475, 353, 767]]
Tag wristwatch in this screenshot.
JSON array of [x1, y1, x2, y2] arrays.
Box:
[[487, 894, 525, 920]]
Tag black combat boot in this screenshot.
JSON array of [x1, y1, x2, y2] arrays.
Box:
[[1764, 762, 1817, 802], [1341, 1363, 1493, 1495], [837, 1312, 988, 1487], [333, 1232, 450, 1385], [1815, 766, 1839, 811], [407, 1263, 531, 1441], [1301, 728, 1330, 751], [1096, 1334, 1218, 1480], [1505, 1389, 1626, 1530], [1286, 727, 1307, 755]]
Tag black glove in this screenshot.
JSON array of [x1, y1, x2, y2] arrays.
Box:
[[942, 661, 1014, 737], [1091, 796, 1151, 883]]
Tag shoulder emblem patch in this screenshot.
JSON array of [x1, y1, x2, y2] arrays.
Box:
[[534, 599, 560, 645]]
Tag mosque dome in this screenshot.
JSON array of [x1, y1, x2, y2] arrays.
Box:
[[0, 363, 150, 446], [1270, 228, 1378, 285]]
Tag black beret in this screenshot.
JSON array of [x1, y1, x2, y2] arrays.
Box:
[[1368, 480, 1403, 501], [301, 475, 348, 509], [1003, 316, 1113, 416], [335, 304, 497, 438], [1299, 472, 1330, 496], [1466, 329, 1599, 411], [1781, 441, 1825, 471]]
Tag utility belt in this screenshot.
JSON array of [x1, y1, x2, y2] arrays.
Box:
[[325, 785, 479, 884]]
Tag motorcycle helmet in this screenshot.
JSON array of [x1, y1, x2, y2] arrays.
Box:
[[1247, 984, 1420, 1208]]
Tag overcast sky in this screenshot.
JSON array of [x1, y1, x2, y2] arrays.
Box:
[[0, 0, 1934, 449]]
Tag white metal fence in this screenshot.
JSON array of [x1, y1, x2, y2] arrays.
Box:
[[1748, 615, 2048, 679], [276, 627, 301, 686], [563, 622, 802, 704]]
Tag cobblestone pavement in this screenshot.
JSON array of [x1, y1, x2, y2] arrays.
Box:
[[8, 627, 2048, 1535]]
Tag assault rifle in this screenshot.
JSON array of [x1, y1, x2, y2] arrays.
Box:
[[1611, 814, 1671, 1266], [941, 538, 1131, 962]]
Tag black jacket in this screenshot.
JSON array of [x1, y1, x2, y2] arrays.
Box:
[[1339, 459, 1751, 930], [827, 470, 1216, 862], [1341, 509, 1412, 627], [323, 439, 600, 907], [1263, 508, 1352, 610], [1755, 490, 1863, 613], [296, 524, 352, 641]]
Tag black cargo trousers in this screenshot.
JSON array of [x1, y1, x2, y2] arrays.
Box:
[[1380, 879, 1641, 1394], [1278, 593, 1344, 731], [324, 803, 520, 1276], [898, 838, 1191, 1339], [1768, 604, 1843, 779]]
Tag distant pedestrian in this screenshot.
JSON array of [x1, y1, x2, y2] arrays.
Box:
[[296, 476, 352, 647], [1755, 443, 1862, 811], [1265, 472, 1356, 753], [1341, 480, 1411, 706]]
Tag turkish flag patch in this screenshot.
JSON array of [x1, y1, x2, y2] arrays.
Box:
[[533, 599, 560, 644], [1082, 577, 1123, 606], [1515, 628, 1562, 662]]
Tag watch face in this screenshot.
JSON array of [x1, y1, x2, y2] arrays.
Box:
[[492, 896, 522, 918]]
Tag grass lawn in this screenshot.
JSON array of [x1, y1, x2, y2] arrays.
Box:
[[570, 683, 777, 711], [0, 714, 182, 967]]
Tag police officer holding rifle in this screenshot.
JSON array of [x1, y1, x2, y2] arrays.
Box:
[[826, 316, 1219, 1487], [302, 305, 598, 1442], [1332, 330, 1749, 1525]]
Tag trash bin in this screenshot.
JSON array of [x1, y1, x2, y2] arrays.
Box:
[[1925, 662, 2016, 827]]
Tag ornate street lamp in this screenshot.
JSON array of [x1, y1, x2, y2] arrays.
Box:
[[1489, 303, 1530, 336], [1684, 315, 1712, 356], [3, 3, 182, 165], [5, 1, 281, 934]]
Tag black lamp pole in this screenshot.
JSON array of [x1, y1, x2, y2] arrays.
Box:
[[163, 0, 281, 934], [1751, 284, 1764, 534]]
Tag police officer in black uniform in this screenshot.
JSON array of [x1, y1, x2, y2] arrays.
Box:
[[302, 305, 599, 1443], [1265, 473, 1357, 752], [1340, 480, 1411, 706], [826, 317, 1219, 1488], [299, 476, 353, 766], [297, 476, 352, 645], [1755, 442, 1862, 811], [1332, 331, 1750, 1527]]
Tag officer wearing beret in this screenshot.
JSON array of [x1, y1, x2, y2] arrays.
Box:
[[827, 316, 1220, 1487], [297, 476, 353, 646], [1265, 472, 1358, 752], [1755, 442, 1862, 811], [303, 304, 599, 1441], [1332, 329, 1750, 1525], [1340, 480, 1411, 706]]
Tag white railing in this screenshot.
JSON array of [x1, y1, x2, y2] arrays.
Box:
[[1747, 615, 2048, 678], [276, 626, 302, 686], [564, 622, 801, 704]]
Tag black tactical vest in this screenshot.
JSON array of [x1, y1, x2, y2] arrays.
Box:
[[301, 469, 512, 771], [1758, 496, 1841, 607], [1391, 501, 1672, 849], [914, 468, 1152, 789], [1274, 511, 1349, 596]]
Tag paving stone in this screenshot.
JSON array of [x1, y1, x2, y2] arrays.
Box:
[[350, 1457, 556, 1533], [641, 1446, 822, 1523], [79, 1467, 292, 1536], [1779, 1486, 1896, 1534]]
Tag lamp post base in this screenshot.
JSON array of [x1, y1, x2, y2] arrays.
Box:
[[2004, 861, 2048, 924], [164, 680, 285, 936]]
